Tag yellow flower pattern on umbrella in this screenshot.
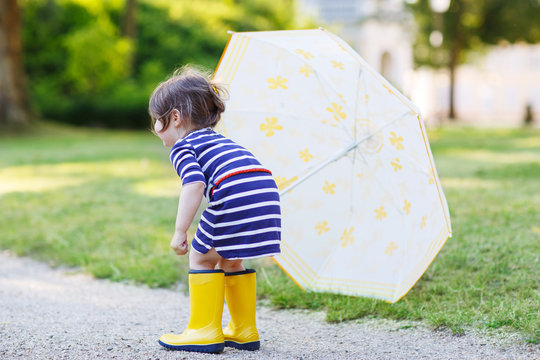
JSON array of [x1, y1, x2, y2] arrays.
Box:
[[267, 76, 288, 89], [274, 175, 298, 190], [299, 148, 313, 162], [260, 117, 283, 137], [391, 158, 402, 172], [299, 65, 314, 77], [428, 170, 435, 185], [326, 102, 347, 122], [213, 29, 452, 303], [340, 227, 355, 247], [331, 60, 344, 70], [403, 200, 411, 215], [323, 180, 336, 194], [295, 49, 314, 60], [315, 220, 329, 235], [383, 84, 394, 94], [385, 242, 398, 256], [375, 206, 387, 220], [389, 132, 405, 150]]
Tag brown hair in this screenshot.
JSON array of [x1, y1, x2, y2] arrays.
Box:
[[149, 65, 226, 133]]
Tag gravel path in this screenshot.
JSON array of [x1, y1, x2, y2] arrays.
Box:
[[0, 251, 538, 360]]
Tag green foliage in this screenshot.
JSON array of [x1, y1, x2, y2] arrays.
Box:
[[0, 124, 539, 343], [406, 0, 540, 69], [64, 17, 133, 94], [20, 0, 307, 128]]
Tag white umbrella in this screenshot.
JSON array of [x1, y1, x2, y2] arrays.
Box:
[[213, 28, 452, 302]]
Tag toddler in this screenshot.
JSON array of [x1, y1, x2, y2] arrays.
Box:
[[149, 66, 281, 353]]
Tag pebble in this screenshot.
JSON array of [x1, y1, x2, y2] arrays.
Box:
[[0, 252, 538, 360]]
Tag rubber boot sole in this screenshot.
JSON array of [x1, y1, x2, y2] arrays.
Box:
[[158, 340, 224, 353], [224, 340, 260, 351]]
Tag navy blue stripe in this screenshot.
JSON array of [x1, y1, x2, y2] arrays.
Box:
[[212, 180, 278, 200], [223, 192, 280, 209], [212, 231, 281, 245], [191, 238, 210, 254], [189, 269, 224, 274], [218, 244, 280, 259], [171, 129, 266, 190], [171, 128, 281, 259], [208, 205, 281, 223], [225, 269, 256, 276], [213, 219, 281, 237]]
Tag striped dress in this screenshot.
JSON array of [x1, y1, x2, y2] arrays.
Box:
[[170, 128, 281, 259]]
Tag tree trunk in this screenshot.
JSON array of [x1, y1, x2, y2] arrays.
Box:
[[122, 0, 137, 74], [122, 0, 137, 39], [0, 0, 31, 126], [448, 48, 457, 120]]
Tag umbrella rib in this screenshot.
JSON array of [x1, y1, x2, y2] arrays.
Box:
[[279, 111, 412, 197]]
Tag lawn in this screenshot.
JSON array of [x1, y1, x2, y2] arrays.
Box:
[[1, 122, 539, 343]]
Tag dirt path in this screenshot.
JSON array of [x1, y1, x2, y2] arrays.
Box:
[[0, 252, 538, 360]]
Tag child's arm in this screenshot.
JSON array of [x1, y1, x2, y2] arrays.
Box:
[[170, 182, 205, 255]]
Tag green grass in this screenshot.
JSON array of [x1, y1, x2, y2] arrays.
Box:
[[1, 122, 539, 343]]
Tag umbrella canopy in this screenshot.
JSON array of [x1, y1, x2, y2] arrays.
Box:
[[213, 28, 452, 302]]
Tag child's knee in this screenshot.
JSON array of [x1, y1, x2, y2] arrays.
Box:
[[218, 258, 244, 273], [189, 247, 220, 270]]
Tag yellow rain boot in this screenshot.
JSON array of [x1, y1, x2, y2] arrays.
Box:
[[223, 269, 260, 351], [158, 270, 225, 353]]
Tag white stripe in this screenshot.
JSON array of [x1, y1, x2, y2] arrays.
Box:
[[185, 130, 216, 143], [173, 153, 195, 170], [192, 136, 224, 149], [210, 165, 267, 187], [174, 128, 211, 145], [193, 234, 211, 249], [200, 213, 213, 227], [180, 163, 200, 178], [209, 188, 278, 207], [196, 142, 233, 161], [224, 252, 281, 260], [212, 175, 274, 196], [206, 201, 280, 215], [204, 214, 281, 228], [197, 224, 214, 241], [183, 170, 204, 180], [171, 149, 191, 166], [212, 227, 281, 241], [212, 155, 256, 175], [215, 240, 281, 251], [201, 148, 245, 172]]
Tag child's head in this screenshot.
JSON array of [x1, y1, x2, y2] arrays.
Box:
[[149, 65, 225, 136]]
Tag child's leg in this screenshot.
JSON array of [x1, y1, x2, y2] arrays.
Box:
[[159, 247, 226, 353], [188, 247, 222, 270], [219, 264, 260, 350], [190, 248, 259, 350], [189, 247, 245, 272], [218, 257, 245, 272]]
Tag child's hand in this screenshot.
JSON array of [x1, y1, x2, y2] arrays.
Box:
[[170, 231, 188, 255]]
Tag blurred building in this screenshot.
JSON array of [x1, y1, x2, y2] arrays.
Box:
[[298, 0, 540, 126], [300, 0, 414, 92]]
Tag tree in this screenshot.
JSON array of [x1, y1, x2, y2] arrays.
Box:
[[19, 0, 307, 128], [407, 0, 540, 120], [0, 0, 31, 126]]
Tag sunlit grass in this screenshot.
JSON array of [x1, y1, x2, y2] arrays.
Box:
[[0, 123, 539, 343]]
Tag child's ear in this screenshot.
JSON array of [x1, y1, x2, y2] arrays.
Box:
[[171, 109, 182, 128]]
